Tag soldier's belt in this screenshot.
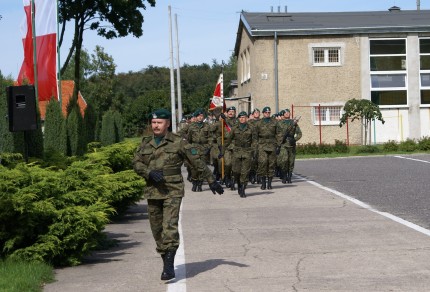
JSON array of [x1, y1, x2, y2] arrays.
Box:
[[259, 138, 275, 143], [163, 168, 182, 176]]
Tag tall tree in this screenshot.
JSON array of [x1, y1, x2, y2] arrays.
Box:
[[58, 0, 156, 99]]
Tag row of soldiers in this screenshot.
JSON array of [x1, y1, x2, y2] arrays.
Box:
[[178, 106, 302, 198]]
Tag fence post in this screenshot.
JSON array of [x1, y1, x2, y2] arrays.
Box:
[[318, 104, 322, 145]]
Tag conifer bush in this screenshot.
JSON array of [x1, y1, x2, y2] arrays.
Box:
[[44, 99, 67, 155], [100, 110, 116, 146]]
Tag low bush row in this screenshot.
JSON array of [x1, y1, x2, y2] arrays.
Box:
[[0, 140, 144, 266]]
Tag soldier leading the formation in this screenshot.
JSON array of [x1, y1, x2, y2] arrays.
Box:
[[132, 109, 223, 281]]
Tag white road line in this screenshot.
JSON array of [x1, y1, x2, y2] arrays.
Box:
[[394, 155, 430, 164], [296, 174, 430, 237], [167, 201, 187, 292]]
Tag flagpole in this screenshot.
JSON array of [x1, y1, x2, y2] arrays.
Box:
[[56, 0, 62, 106], [31, 0, 39, 106], [168, 5, 177, 132]]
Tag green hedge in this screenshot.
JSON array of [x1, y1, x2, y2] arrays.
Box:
[[0, 140, 144, 266]]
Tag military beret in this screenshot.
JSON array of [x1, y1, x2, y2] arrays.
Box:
[[252, 108, 260, 114], [194, 108, 205, 117], [150, 108, 171, 120], [285, 108, 290, 113], [262, 106, 271, 113], [238, 111, 248, 118], [226, 106, 236, 112]]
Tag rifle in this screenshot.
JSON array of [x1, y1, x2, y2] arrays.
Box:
[[282, 116, 301, 145]]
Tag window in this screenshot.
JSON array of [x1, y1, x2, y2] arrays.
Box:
[[420, 38, 430, 105], [312, 47, 341, 66], [240, 48, 251, 83], [312, 105, 343, 125], [370, 38, 407, 106]]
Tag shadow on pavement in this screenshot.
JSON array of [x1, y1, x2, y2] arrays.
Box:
[[171, 259, 248, 280]]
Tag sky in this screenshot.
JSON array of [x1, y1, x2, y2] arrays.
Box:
[[1, 0, 429, 79]]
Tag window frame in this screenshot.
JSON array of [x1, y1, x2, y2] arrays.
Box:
[[309, 43, 344, 67], [420, 37, 430, 106], [311, 104, 344, 126], [369, 38, 408, 107]]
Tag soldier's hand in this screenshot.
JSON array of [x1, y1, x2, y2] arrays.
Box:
[[217, 153, 224, 159], [148, 170, 165, 183], [275, 146, 281, 155], [220, 113, 227, 120], [209, 181, 224, 195]]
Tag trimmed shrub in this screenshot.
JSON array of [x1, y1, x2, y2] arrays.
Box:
[[383, 140, 398, 152], [83, 103, 98, 144], [355, 145, 380, 154], [417, 136, 430, 151], [67, 106, 85, 156], [44, 99, 67, 155], [333, 139, 349, 153], [100, 110, 116, 146], [399, 139, 417, 152]]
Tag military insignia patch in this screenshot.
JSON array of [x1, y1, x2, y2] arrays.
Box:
[[152, 113, 157, 119], [190, 148, 198, 155]]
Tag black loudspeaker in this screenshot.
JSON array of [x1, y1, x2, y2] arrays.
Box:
[[6, 85, 38, 132]]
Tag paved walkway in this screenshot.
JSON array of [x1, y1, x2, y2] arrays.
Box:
[[44, 172, 430, 291]]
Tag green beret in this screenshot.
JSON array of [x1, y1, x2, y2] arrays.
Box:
[[194, 108, 205, 117], [150, 108, 171, 120], [285, 108, 290, 113], [226, 106, 236, 112], [238, 111, 248, 118], [262, 106, 271, 113], [252, 108, 260, 114]]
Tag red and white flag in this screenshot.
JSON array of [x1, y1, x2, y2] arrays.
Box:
[[209, 73, 224, 110], [17, 0, 57, 101]]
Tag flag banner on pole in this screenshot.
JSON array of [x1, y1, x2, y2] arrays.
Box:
[[209, 73, 223, 110], [18, 0, 58, 101]]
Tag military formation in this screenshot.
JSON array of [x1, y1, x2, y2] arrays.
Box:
[[178, 105, 302, 198]]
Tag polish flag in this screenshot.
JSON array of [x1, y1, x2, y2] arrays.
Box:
[[209, 73, 224, 110], [17, 0, 57, 101]]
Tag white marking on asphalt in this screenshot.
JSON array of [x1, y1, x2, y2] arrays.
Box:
[[167, 201, 187, 292], [297, 174, 430, 237], [394, 155, 430, 164]]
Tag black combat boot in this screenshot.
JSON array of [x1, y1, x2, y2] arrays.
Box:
[[282, 171, 288, 184], [256, 175, 261, 184], [241, 184, 247, 198], [267, 177, 273, 189], [191, 180, 197, 192], [224, 176, 231, 188], [230, 177, 236, 191], [288, 172, 292, 184], [196, 181, 203, 192], [249, 171, 256, 184], [237, 182, 242, 196], [161, 250, 176, 280], [260, 177, 266, 190]]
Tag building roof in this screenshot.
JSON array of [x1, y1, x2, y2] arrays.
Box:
[[39, 80, 87, 120], [235, 8, 430, 55]]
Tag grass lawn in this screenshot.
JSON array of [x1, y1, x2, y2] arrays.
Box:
[[0, 259, 54, 292]]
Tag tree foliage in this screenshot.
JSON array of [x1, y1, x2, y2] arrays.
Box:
[[58, 0, 156, 99], [339, 98, 385, 145]]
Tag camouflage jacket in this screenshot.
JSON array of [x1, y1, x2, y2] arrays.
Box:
[[224, 123, 257, 154], [255, 117, 279, 151], [132, 132, 214, 199], [276, 119, 302, 147], [187, 122, 211, 151]]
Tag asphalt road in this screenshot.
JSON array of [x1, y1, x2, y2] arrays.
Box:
[[295, 153, 430, 229]]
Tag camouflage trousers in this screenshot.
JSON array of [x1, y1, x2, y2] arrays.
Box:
[[223, 148, 234, 178], [190, 145, 209, 181], [232, 150, 252, 185], [278, 146, 296, 173], [147, 197, 182, 255], [257, 146, 277, 177]]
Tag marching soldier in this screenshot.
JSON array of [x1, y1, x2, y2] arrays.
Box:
[[224, 111, 256, 198], [254, 106, 278, 190], [248, 108, 261, 184], [187, 109, 211, 192], [132, 109, 223, 281], [178, 114, 195, 182], [222, 106, 238, 189], [277, 109, 302, 183]]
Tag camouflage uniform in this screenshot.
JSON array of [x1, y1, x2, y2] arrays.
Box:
[[177, 120, 193, 181], [254, 114, 278, 189], [187, 121, 211, 191], [248, 116, 260, 184], [208, 118, 222, 180], [225, 116, 257, 197], [223, 116, 238, 187], [277, 119, 302, 183], [133, 131, 215, 255]]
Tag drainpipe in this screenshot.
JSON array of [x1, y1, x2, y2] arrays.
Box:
[[274, 32, 279, 113]]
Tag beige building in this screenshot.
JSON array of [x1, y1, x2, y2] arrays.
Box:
[[234, 7, 430, 145]]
